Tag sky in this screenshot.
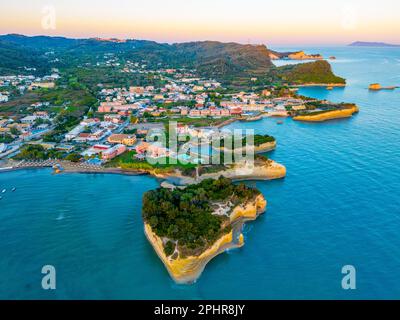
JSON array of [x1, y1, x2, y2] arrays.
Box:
[[0, 0, 399, 46]]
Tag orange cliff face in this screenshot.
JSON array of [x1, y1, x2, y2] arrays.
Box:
[[293, 105, 359, 122], [288, 51, 323, 60]]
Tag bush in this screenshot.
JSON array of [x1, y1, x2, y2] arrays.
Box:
[[164, 241, 176, 257]]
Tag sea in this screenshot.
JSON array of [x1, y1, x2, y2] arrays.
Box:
[[0, 46, 399, 299]]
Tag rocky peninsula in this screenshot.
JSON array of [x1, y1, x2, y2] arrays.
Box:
[[142, 177, 267, 284], [153, 156, 286, 186], [293, 105, 359, 122]]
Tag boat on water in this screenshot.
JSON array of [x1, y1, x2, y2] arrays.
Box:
[[1, 189, 6, 193], [326, 86, 333, 90], [11, 187, 16, 192], [53, 164, 64, 174], [277, 121, 284, 125]]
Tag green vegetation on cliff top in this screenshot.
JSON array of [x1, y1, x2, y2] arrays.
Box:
[[142, 177, 260, 256], [278, 60, 346, 84]]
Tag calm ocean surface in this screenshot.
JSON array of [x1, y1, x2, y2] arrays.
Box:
[[1, 47, 399, 299]]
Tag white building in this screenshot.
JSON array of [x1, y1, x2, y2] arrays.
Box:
[[0, 94, 9, 103], [65, 125, 85, 141], [20, 116, 38, 124]]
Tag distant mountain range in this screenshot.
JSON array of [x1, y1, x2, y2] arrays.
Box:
[[349, 41, 400, 47], [0, 34, 345, 87]]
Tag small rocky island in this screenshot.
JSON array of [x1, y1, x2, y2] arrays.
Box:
[[292, 103, 359, 122], [142, 177, 267, 284], [368, 83, 398, 91]]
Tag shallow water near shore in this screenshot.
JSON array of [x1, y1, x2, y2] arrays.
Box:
[[1, 46, 400, 299]]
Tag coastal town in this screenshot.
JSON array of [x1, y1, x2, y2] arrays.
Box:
[[1, 0, 399, 302], [0, 37, 360, 284], [0, 54, 358, 169]]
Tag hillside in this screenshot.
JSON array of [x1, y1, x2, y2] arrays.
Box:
[[0, 34, 344, 87], [278, 60, 346, 85], [0, 40, 49, 75], [173, 41, 274, 78]]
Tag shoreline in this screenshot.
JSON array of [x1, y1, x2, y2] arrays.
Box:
[[0, 160, 149, 177], [293, 83, 346, 88], [1, 157, 286, 183]]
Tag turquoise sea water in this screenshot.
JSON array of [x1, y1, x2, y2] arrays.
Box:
[[1, 47, 400, 299]]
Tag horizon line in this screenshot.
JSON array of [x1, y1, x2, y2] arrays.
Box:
[[0, 32, 375, 47]]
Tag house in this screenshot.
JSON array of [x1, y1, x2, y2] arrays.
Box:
[[81, 118, 100, 126], [180, 108, 189, 116], [229, 107, 243, 115], [193, 86, 204, 92], [135, 142, 168, 158], [0, 94, 8, 103], [200, 109, 211, 117], [129, 86, 145, 94], [113, 104, 140, 112], [98, 105, 113, 113], [74, 133, 91, 142], [189, 110, 201, 117], [153, 94, 165, 101], [82, 144, 109, 158], [98, 101, 122, 113], [261, 89, 271, 97], [28, 82, 55, 90], [177, 124, 189, 135], [220, 109, 230, 117], [65, 125, 85, 141], [56, 144, 75, 152], [135, 142, 150, 154], [34, 111, 50, 119], [20, 116, 38, 124], [102, 144, 127, 160], [88, 129, 108, 141], [210, 109, 221, 117], [291, 104, 306, 111], [107, 134, 137, 146], [93, 144, 110, 151], [242, 104, 265, 112], [104, 114, 123, 124]]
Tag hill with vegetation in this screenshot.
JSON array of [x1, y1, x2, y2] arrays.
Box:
[[278, 60, 346, 84], [0, 34, 345, 87], [0, 39, 49, 75]]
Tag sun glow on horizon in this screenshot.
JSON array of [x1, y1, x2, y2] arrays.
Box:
[[1, 0, 400, 46]]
